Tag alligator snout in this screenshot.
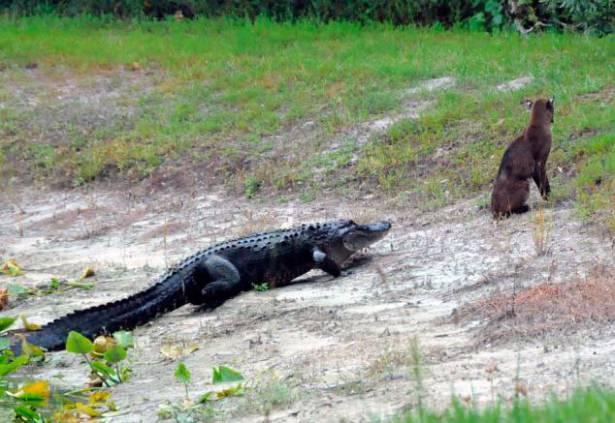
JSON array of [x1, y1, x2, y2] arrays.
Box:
[[364, 220, 392, 233]]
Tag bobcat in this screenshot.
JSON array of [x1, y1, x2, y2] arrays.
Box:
[[491, 97, 554, 218]]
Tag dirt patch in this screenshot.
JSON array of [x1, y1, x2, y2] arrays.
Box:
[[405, 76, 456, 95], [496, 76, 534, 92], [453, 266, 615, 346], [0, 68, 153, 145], [1, 183, 614, 421], [0, 66, 613, 422]]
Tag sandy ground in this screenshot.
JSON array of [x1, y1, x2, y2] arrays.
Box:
[[1, 184, 614, 422], [1, 68, 614, 421]]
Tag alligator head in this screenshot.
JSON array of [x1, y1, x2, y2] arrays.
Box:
[[318, 219, 392, 265]]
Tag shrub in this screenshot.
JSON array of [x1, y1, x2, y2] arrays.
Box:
[[0, 1, 612, 34]]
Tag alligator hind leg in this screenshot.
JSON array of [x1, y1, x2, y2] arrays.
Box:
[[189, 255, 242, 308]]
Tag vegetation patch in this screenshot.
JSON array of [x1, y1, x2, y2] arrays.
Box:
[[0, 17, 611, 226], [391, 387, 615, 423]]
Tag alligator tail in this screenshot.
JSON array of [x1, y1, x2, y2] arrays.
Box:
[[11, 267, 196, 353]]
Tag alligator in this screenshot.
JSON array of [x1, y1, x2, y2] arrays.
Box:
[[10, 219, 391, 353]]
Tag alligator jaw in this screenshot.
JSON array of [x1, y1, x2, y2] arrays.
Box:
[[342, 220, 392, 252]]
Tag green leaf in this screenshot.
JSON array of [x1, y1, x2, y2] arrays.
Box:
[[49, 277, 62, 290], [7, 283, 28, 299], [112, 331, 134, 349], [8, 392, 45, 406], [65, 331, 93, 354], [216, 383, 244, 399], [212, 365, 244, 384], [0, 354, 28, 376], [90, 361, 120, 385], [21, 339, 45, 359], [0, 337, 10, 351], [175, 362, 191, 384], [103, 345, 127, 364], [0, 316, 16, 332], [198, 391, 214, 403], [13, 405, 45, 423]]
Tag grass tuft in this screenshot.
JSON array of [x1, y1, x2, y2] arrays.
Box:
[[392, 387, 615, 423]]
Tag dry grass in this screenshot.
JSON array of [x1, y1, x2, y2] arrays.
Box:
[[139, 220, 186, 242], [455, 267, 615, 345], [531, 207, 551, 256], [348, 207, 385, 226], [233, 210, 278, 237]]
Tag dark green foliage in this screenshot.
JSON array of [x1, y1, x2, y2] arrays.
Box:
[[0, 1, 612, 33], [511, 0, 614, 35]]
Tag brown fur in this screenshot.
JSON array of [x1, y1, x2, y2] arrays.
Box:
[[491, 97, 554, 218]]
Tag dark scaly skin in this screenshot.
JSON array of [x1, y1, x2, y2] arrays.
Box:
[[11, 219, 391, 352]]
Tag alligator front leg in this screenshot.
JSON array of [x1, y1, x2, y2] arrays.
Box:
[[189, 255, 242, 308], [312, 248, 342, 277]]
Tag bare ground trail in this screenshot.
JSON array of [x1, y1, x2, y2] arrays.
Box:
[[1, 183, 613, 422]]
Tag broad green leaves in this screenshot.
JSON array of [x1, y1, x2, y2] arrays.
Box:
[[175, 362, 191, 385], [66, 331, 93, 354], [0, 316, 16, 332], [212, 365, 244, 384], [7, 380, 50, 406], [113, 331, 134, 349], [0, 354, 28, 377], [103, 345, 127, 364], [65, 331, 132, 386]]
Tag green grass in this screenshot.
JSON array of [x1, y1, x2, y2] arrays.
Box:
[[392, 387, 615, 423], [0, 16, 613, 225]]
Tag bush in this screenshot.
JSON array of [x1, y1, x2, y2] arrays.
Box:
[[0, 1, 612, 34]]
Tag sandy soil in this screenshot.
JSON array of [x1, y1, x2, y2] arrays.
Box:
[[1, 68, 613, 422], [1, 183, 613, 422]]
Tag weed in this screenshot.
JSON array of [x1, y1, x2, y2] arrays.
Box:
[[243, 175, 262, 199], [531, 207, 552, 256], [174, 362, 191, 401], [299, 190, 316, 203], [408, 337, 425, 413], [252, 282, 270, 292], [369, 346, 404, 380], [65, 330, 133, 387], [162, 364, 244, 421], [234, 371, 295, 417], [0, 320, 120, 420]]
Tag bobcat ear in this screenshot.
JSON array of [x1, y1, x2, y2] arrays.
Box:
[[547, 96, 554, 107], [521, 99, 533, 110]]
